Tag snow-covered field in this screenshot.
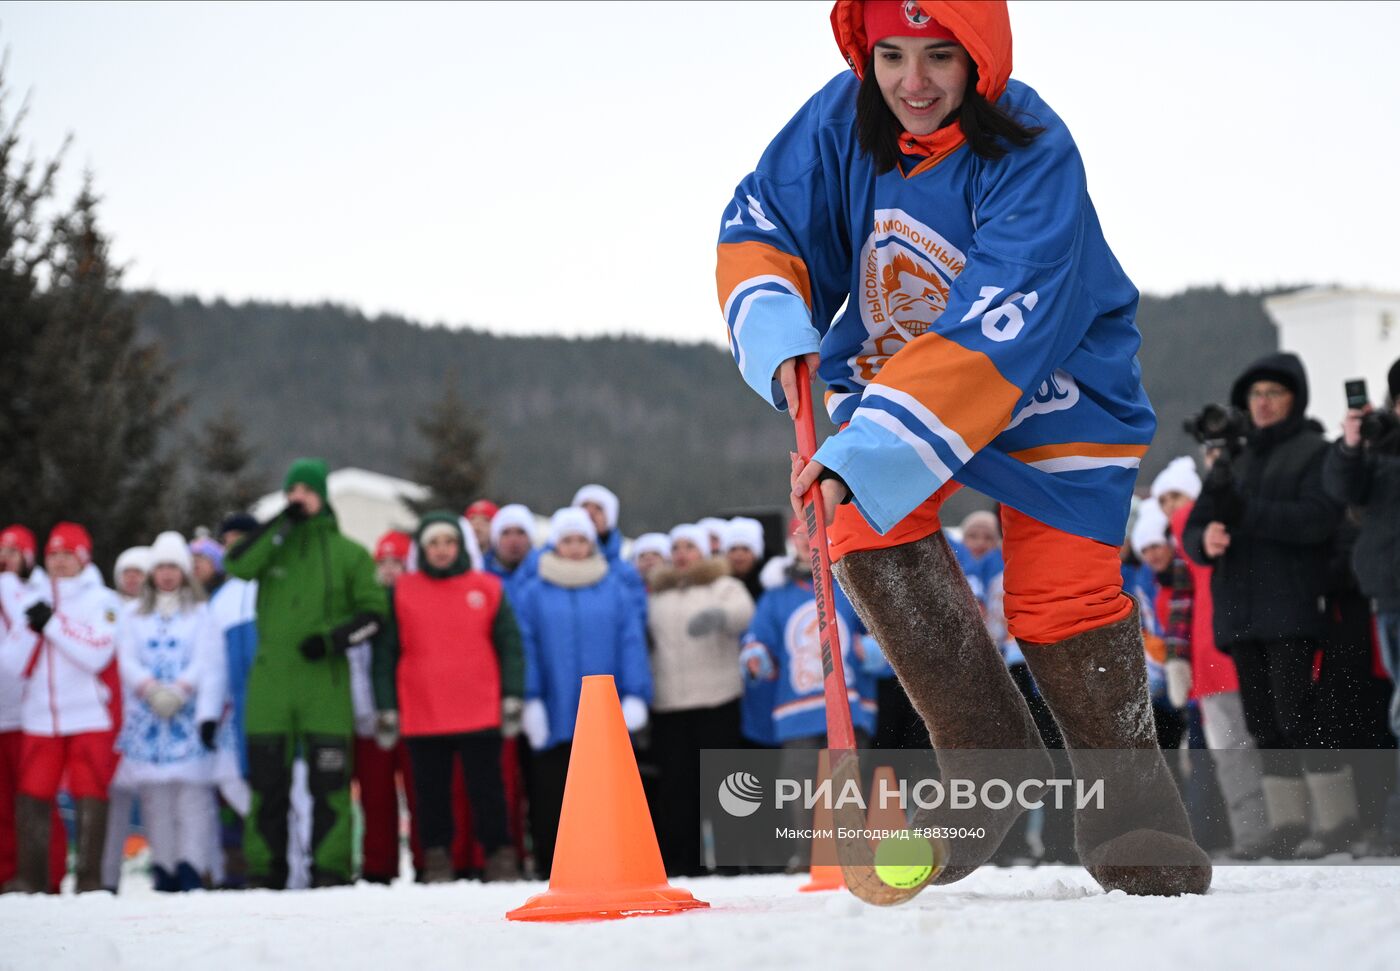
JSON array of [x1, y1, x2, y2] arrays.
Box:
[[4, 865, 1399, 970]]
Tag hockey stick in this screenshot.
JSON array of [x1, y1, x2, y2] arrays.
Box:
[[791, 361, 943, 905]]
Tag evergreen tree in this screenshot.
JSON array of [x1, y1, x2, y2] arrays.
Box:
[[0, 67, 183, 574], [180, 407, 266, 533], [409, 382, 493, 514]]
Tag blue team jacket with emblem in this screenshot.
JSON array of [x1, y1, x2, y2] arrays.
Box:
[[716, 73, 1154, 545], [742, 578, 877, 742]]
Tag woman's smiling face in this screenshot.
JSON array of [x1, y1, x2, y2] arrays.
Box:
[[871, 37, 971, 136]]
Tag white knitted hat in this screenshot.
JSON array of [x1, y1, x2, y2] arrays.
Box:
[[630, 532, 672, 562], [490, 503, 537, 547], [549, 507, 598, 548], [114, 546, 153, 578], [669, 523, 710, 555], [571, 484, 619, 531], [148, 532, 193, 577], [1150, 456, 1202, 501], [722, 517, 765, 556], [1130, 501, 1171, 560]]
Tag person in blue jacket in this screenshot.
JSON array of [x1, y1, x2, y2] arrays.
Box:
[[718, 0, 1207, 896], [571, 483, 648, 622], [482, 503, 541, 607], [513, 507, 651, 877], [741, 516, 877, 746]]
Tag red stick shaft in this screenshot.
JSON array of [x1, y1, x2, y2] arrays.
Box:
[[793, 361, 857, 753]]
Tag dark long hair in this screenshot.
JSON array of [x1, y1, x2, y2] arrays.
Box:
[[856, 54, 1044, 174]]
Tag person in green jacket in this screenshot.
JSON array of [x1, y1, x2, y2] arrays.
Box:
[[226, 458, 387, 888]]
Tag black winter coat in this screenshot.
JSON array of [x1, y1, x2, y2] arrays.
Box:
[[1323, 439, 1400, 613], [1183, 352, 1343, 647]]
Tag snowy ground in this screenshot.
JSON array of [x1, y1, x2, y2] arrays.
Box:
[[4, 865, 1400, 970]]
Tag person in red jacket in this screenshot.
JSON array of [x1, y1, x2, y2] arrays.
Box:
[[0, 523, 121, 893], [371, 512, 524, 882], [0, 525, 66, 893]]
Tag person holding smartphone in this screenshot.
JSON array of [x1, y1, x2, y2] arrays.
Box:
[[1325, 359, 1400, 852]]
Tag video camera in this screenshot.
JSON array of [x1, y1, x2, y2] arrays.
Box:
[[1182, 404, 1250, 453], [1182, 404, 1249, 514]]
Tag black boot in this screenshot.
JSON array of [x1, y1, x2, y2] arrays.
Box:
[[834, 531, 1053, 884], [74, 798, 110, 893], [175, 861, 204, 892], [1019, 609, 1211, 895]]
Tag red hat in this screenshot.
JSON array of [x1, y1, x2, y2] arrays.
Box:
[[0, 525, 37, 568], [863, 0, 955, 52], [374, 530, 412, 563], [831, 1, 1013, 105], [46, 522, 93, 564], [465, 500, 499, 521]]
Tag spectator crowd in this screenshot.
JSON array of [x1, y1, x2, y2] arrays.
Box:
[[2, 354, 1399, 894]]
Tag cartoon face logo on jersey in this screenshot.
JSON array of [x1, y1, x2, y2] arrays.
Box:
[[852, 209, 966, 381], [881, 252, 949, 336], [784, 601, 855, 695], [902, 1, 931, 27]]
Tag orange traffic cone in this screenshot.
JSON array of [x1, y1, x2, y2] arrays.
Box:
[[506, 675, 709, 921], [799, 750, 844, 892]]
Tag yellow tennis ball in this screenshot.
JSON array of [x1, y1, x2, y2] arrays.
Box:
[[873, 830, 935, 890]]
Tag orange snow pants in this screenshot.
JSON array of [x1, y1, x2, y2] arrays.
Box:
[[828, 482, 1132, 644]]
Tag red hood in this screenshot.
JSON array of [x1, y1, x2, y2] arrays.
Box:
[[830, 1, 1013, 164]]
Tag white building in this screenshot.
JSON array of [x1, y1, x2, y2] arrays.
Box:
[[251, 467, 430, 552], [1263, 286, 1400, 435]]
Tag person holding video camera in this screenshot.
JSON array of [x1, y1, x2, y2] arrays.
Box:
[[1183, 352, 1347, 857], [1324, 358, 1400, 848]]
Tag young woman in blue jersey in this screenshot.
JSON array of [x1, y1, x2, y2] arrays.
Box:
[[717, 0, 1209, 895]]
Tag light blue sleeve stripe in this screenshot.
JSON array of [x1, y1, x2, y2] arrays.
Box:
[[728, 288, 821, 410], [812, 415, 946, 535]]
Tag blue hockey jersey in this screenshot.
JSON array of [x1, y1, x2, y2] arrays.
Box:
[[717, 8, 1153, 547]]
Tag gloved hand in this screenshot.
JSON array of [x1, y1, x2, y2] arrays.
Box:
[[283, 500, 309, 523], [25, 602, 53, 633], [521, 699, 549, 751], [199, 720, 218, 751], [620, 695, 649, 733], [143, 683, 186, 719], [374, 710, 400, 751], [1166, 658, 1193, 709], [740, 643, 774, 680], [500, 697, 524, 739], [329, 614, 381, 653], [686, 607, 728, 638], [299, 633, 331, 661]]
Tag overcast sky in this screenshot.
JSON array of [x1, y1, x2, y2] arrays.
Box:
[[3, 1, 1397, 343]]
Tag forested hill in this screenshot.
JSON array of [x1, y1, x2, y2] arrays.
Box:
[[134, 285, 1291, 533]]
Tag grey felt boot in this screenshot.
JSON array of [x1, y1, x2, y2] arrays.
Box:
[[834, 531, 1053, 884], [74, 798, 110, 893], [7, 795, 52, 893], [1019, 609, 1211, 895]]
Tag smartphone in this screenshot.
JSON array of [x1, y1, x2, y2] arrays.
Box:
[[1344, 378, 1369, 410]]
